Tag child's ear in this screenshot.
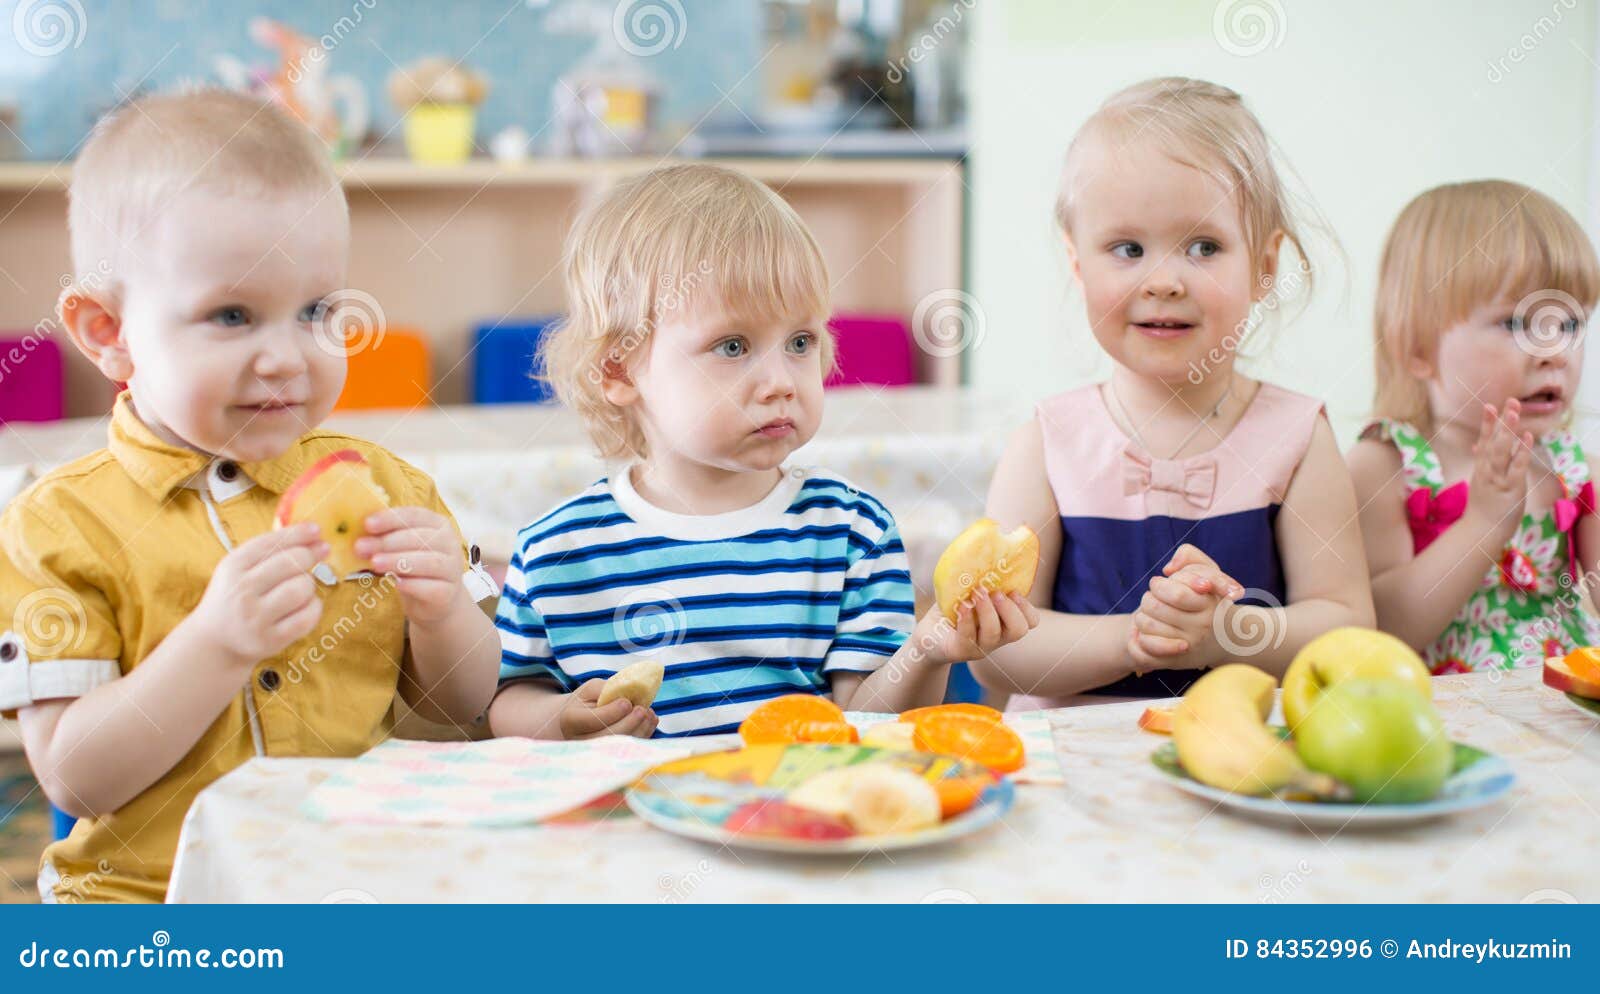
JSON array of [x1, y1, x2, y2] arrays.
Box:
[[599, 355, 637, 407], [1062, 232, 1083, 285], [58, 286, 133, 382], [1405, 349, 1435, 380], [1254, 231, 1286, 302]]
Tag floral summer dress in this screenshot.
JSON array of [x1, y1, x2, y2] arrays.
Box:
[[1361, 419, 1600, 673]]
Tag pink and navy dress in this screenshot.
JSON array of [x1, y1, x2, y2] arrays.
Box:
[[1009, 381, 1326, 709]]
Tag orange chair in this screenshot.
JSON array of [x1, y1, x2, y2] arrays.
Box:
[[334, 327, 432, 411]]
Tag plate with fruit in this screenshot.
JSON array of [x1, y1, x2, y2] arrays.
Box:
[[625, 743, 1014, 854], [1544, 650, 1600, 719], [1150, 629, 1514, 827], [625, 695, 1022, 853]]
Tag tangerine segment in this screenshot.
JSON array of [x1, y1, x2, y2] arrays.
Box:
[[932, 771, 996, 818], [739, 695, 846, 745], [1137, 706, 1175, 735], [900, 702, 1003, 725], [794, 721, 860, 744], [1566, 647, 1600, 684], [912, 713, 1026, 774]]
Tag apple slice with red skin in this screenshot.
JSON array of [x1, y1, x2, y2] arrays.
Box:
[[274, 449, 390, 579], [1545, 656, 1600, 701]]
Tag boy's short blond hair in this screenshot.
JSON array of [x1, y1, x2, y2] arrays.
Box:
[[1373, 180, 1600, 430], [1057, 77, 1313, 291], [69, 88, 344, 296], [539, 163, 834, 460]]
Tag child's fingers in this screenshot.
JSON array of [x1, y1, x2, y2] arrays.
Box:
[[270, 597, 323, 645], [1473, 403, 1498, 455], [370, 549, 455, 580], [1162, 543, 1215, 576], [571, 696, 634, 736], [1148, 575, 1208, 612], [363, 507, 447, 535], [245, 542, 328, 590], [1139, 588, 1198, 626], [970, 591, 1002, 645], [1134, 630, 1190, 657], [990, 592, 1030, 641], [953, 602, 977, 647], [1011, 594, 1042, 627], [572, 679, 606, 704], [1131, 609, 1189, 645]]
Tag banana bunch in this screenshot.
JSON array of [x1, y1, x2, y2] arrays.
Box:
[[1173, 664, 1343, 798]]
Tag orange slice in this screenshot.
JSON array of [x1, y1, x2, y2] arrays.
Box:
[[793, 720, 859, 744], [739, 695, 846, 745], [1565, 647, 1600, 684], [911, 712, 1025, 774], [900, 702, 1003, 725], [1138, 705, 1175, 735]]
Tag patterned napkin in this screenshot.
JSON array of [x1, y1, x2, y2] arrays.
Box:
[[301, 736, 691, 828]]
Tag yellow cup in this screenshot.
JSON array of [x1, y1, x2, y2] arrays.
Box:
[[403, 104, 476, 164]]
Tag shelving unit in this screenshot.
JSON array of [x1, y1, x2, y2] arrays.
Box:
[[0, 156, 966, 418]]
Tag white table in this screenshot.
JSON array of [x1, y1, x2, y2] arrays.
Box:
[[167, 669, 1600, 903]]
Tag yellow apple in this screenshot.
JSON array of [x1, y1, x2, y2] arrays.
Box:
[[932, 518, 1040, 621], [1282, 627, 1432, 732], [274, 449, 390, 577]]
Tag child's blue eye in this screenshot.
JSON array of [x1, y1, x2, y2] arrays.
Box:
[[1187, 240, 1220, 258], [210, 306, 251, 328], [1504, 316, 1584, 335], [299, 299, 331, 324], [788, 332, 814, 355], [712, 338, 748, 358], [1111, 242, 1143, 259]]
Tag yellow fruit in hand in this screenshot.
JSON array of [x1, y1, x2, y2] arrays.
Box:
[[597, 660, 664, 709], [274, 449, 390, 578], [932, 518, 1040, 620]]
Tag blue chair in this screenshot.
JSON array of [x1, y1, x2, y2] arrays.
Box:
[[471, 317, 561, 404], [944, 662, 984, 704], [51, 803, 76, 841]]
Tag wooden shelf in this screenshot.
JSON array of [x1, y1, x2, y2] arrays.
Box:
[[0, 155, 966, 416], [0, 155, 961, 192]]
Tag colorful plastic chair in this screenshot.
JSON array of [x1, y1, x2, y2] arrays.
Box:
[[826, 314, 914, 389], [471, 318, 560, 404], [333, 326, 431, 411], [0, 334, 65, 423]]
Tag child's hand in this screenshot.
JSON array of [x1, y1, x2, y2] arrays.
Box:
[[559, 679, 659, 739], [354, 508, 468, 626], [1161, 543, 1243, 600], [911, 592, 1040, 667], [192, 523, 328, 668], [1128, 564, 1239, 671], [1464, 400, 1533, 544]]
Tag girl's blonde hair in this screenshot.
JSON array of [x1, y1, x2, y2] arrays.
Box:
[[1373, 180, 1600, 430], [1056, 77, 1313, 292], [540, 163, 834, 459]]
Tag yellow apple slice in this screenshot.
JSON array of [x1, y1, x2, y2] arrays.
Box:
[[932, 518, 1040, 620], [597, 660, 665, 708], [860, 721, 919, 751], [274, 449, 390, 578]]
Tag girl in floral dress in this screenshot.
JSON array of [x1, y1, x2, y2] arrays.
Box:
[[1349, 180, 1600, 674]]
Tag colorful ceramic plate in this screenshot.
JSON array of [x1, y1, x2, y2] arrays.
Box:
[[1150, 738, 1513, 827], [625, 743, 1014, 854]]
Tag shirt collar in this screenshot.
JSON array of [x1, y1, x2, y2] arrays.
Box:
[[106, 392, 312, 501]]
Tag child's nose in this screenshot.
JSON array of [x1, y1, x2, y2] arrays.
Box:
[[1142, 259, 1185, 298], [254, 325, 310, 377], [753, 350, 796, 398]]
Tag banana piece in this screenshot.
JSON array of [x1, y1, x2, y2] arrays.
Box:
[[860, 721, 919, 751], [788, 767, 861, 820], [843, 766, 942, 834], [1173, 664, 1341, 798], [597, 660, 664, 708]]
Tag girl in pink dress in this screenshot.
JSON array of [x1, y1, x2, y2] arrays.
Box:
[[977, 78, 1375, 707]]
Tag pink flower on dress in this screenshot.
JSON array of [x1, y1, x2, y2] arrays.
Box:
[[1428, 626, 1500, 674], [1499, 547, 1539, 591]]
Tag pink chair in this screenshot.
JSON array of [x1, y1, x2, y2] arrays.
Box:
[[0, 334, 64, 423], [826, 314, 915, 388]]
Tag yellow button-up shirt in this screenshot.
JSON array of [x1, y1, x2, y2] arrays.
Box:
[[0, 394, 497, 902]]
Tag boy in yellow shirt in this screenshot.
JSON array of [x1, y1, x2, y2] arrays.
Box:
[[0, 90, 502, 902]]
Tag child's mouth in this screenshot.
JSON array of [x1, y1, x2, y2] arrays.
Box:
[[1519, 388, 1565, 415], [754, 419, 795, 438], [238, 401, 302, 417], [1133, 320, 1197, 339]]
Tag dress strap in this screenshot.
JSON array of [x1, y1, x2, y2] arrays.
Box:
[[1359, 418, 1444, 494]]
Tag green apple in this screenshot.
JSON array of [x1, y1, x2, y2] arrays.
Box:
[[1282, 627, 1432, 732], [1292, 678, 1453, 804]]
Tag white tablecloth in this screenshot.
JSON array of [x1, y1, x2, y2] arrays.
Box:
[[167, 669, 1600, 903]]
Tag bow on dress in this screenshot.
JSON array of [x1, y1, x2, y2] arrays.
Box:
[[1123, 449, 1216, 510]]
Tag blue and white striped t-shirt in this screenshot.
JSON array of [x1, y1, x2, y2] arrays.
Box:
[[495, 466, 915, 737]]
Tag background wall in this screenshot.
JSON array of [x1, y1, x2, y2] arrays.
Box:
[[967, 0, 1598, 443]]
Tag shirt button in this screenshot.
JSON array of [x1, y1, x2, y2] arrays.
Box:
[[469, 544, 482, 566], [0, 641, 15, 662], [216, 461, 239, 482], [258, 668, 281, 693]]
